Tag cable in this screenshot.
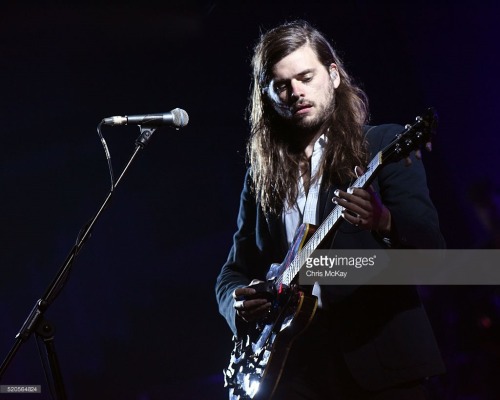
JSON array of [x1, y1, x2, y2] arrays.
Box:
[[97, 121, 115, 192]]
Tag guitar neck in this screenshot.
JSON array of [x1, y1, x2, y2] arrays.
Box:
[[281, 152, 384, 286]]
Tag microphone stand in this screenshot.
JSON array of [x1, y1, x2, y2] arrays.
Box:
[[0, 126, 157, 399]]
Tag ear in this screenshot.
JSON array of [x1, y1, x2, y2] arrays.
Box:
[[329, 64, 340, 89]]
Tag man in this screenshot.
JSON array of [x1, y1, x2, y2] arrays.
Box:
[[216, 20, 444, 399]]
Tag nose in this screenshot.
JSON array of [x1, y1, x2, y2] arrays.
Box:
[[290, 79, 304, 101]]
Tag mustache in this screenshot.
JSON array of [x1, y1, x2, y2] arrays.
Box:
[[292, 99, 314, 113]]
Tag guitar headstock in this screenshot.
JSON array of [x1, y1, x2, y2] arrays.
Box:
[[381, 108, 438, 166]]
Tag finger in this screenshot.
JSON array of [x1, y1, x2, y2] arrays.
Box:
[[334, 201, 368, 220], [239, 302, 271, 322], [333, 189, 372, 218], [341, 211, 363, 227], [233, 287, 256, 299], [365, 185, 377, 197], [365, 186, 385, 208], [250, 302, 271, 314], [347, 187, 371, 200], [234, 297, 268, 310], [354, 166, 365, 178], [335, 188, 371, 202], [404, 156, 412, 166], [414, 149, 422, 160], [234, 299, 245, 310], [244, 298, 269, 309]]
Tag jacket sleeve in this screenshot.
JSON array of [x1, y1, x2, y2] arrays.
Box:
[[215, 170, 272, 335], [368, 124, 445, 249]]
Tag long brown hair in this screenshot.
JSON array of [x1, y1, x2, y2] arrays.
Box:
[[248, 20, 370, 215]]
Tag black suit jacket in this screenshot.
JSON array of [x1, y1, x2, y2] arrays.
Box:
[[216, 124, 445, 391]]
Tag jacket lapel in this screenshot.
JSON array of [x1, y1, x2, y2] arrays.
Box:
[[265, 210, 288, 260], [317, 184, 338, 224]]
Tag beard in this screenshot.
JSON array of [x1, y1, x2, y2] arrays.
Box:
[[280, 89, 336, 148], [270, 93, 335, 153], [292, 92, 336, 132]]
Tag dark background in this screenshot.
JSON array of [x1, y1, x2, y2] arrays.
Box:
[[1, 1, 499, 399]]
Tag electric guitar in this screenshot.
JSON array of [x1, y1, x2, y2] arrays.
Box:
[[223, 108, 438, 400]]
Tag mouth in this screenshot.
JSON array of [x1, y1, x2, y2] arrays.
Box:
[[293, 104, 313, 116]]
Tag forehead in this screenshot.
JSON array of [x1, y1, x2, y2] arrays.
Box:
[[271, 45, 324, 80]]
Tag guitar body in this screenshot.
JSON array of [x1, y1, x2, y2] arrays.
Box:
[[254, 292, 318, 400], [224, 224, 318, 400]]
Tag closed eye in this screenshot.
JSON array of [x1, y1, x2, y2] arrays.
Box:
[[274, 82, 288, 93]]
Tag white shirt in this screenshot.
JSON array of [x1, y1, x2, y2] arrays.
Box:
[[282, 135, 326, 307]]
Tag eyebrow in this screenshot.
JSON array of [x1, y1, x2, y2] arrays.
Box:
[[273, 68, 316, 84], [296, 68, 316, 77]]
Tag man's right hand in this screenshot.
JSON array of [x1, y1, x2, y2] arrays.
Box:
[[233, 280, 272, 322]]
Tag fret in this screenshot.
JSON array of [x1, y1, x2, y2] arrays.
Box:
[[281, 151, 387, 286], [278, 109, 436, 288]]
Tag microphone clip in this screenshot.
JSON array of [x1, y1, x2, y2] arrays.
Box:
[[135, 126, 156, 148]]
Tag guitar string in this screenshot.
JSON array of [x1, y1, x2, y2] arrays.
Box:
[[278, 140, 404, 287], [275, 118, 429, 288], [281, 160, 375, 286]]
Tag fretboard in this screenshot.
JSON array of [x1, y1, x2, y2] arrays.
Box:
[[280, 151, 384, 286]]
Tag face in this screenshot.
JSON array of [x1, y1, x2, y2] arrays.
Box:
[[266, 45, 340, 131]]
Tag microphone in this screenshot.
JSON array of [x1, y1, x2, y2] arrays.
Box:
[[103, 108, 189, 128]]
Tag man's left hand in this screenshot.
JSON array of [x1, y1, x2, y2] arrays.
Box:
[[332, 186, 391, 235]]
